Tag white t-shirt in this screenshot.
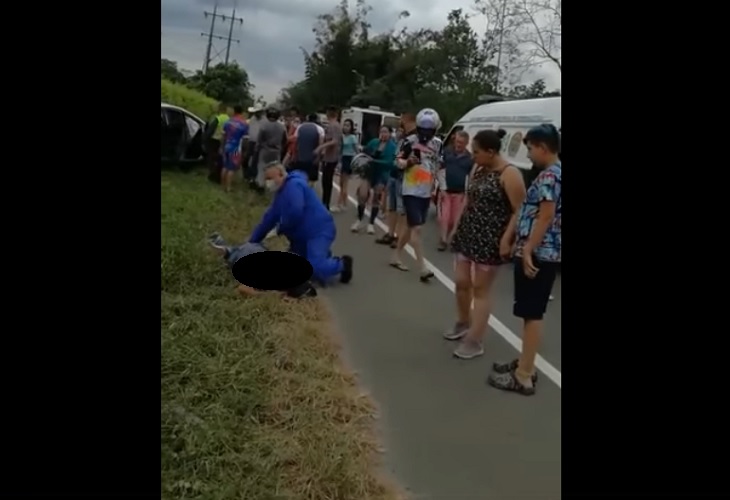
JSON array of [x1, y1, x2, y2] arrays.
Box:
[[248, 116, 262, 141]]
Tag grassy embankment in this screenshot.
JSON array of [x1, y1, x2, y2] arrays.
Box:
[[161, 170, 400, 499]]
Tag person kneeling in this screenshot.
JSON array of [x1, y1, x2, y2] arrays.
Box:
[[249, 163, 353, 285]]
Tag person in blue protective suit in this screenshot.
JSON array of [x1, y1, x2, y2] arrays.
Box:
[[248, 162, 354, 285]]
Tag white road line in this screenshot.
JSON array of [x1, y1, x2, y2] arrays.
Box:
[[332, 183, 562, 389]]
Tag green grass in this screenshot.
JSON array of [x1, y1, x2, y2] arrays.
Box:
[[161, 170, 400, 500]]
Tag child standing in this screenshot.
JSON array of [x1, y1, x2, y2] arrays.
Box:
[[487, 124, 561, 396]]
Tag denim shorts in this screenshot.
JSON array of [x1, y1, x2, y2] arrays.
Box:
[[387, 177, 404, 213], [341, 155, 353, 175], [402, 195, 430, 227], [226, 242, 267, 268]]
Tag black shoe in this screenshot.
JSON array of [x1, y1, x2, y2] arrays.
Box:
[[340, 255, 353, 283]]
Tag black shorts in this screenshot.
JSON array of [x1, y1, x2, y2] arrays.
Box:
[[513, 257, 559, 320], [402, 195, 430, 227], [292, 161, 318, 182]]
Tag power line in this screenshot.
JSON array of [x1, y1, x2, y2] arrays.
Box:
[[201, 1, 243, 73]]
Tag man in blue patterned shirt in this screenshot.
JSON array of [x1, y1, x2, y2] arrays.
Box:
[[488, 124, 561, 396]]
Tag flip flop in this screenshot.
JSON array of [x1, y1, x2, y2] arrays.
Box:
[[389, 261, 409, 272]]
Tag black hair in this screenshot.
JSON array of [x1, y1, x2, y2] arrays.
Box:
[[343, 118, 354, 132], [473, 129, 506, 152], [233, 104, 243, 114], [266, 107, 280, 120], [557, 128, 562, 161], [523, 124, 560, 153], [218, 102, 228, 112], [326, 105, 338, 116], [290, 106, 299, 114], [306, 113, 318, 122]]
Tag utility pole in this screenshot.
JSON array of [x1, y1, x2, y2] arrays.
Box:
[[202, 2, 218, 73], [201, 1, 244, 73], [225, 5, 243, 64], [494, 0, 508, 91]]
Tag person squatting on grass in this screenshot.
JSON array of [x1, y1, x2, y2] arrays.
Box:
[[488, 124, 561, 396], [248, 163, 354, 285]]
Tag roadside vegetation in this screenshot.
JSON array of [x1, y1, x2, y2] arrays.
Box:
[[161, 170, 400, 499]]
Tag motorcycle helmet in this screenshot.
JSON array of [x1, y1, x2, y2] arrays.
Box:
[[415, 108, 441, 142], [350, 153, 372, 176]]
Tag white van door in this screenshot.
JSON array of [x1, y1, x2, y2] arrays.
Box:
[[497, 125, 535, 171]]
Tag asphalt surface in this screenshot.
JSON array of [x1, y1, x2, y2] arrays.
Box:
[[319, 180, 562, 500]]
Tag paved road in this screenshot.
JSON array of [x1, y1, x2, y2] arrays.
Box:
[[319, 181, 561, 499]]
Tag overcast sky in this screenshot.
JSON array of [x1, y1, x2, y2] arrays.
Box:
[[161, 0, 561, 103]]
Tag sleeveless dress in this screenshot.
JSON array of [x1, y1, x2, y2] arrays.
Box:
[[450, 166, 513, 265]]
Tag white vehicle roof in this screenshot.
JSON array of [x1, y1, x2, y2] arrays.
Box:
[[451, 97, 560, 170], [344, 107, 398, 116], [457, 97, 560, 126]]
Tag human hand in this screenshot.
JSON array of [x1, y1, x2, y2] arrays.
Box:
[[499, 237, 513, 260], [522, 249, 539, 278]]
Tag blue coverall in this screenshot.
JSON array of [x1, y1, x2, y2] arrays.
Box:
[[249, 170, 344, 282]]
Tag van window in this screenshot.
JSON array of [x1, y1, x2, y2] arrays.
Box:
[[382, 116, 400, 131], [443, 125, 464, 151]]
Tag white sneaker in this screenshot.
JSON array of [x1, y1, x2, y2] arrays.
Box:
[[549, 294, 554, 301], [367, 224, 375, 234], [330, 206, 341, 213], [350, 220, 363, 232]]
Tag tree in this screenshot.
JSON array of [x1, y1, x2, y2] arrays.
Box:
[[507, 78, 560, 99], [188, 63, 254, 106], [161, 58, 187, 84], [278, 0, 559, 128], [506, 0, 561, 73], [473, 0, 523, 90]]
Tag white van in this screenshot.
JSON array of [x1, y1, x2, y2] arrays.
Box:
[[341, 106, 400, 146], [444, 97, 561, 173]]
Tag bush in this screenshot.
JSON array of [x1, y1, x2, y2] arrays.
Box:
[[161, 79, 219, 120]]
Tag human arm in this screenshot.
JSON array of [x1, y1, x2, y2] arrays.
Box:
[[315, 125, 340, 153], [277, 184, 306, 235], [371, 141, 396, 167], [523, 171, 559, 256], [281, 127, 288, 160], [221, 121, 230, 149], [447, 163, 477, 241], [499, 166, 528, 258], [249, 202, 282, 243]]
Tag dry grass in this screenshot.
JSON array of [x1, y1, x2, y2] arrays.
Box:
[[161, 170, 401, 500]]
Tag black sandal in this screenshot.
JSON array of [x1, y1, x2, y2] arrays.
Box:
[[375, 234, 394, 245], [419, 271, 435, 282], [487, 370, 536, 396], [492, 359, 538, 383]]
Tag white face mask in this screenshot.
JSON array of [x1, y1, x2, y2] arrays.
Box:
[[265, 179, 278, 192]]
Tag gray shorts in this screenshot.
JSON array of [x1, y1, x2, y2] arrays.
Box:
[[226, 242, 267, 268], [387, 177, 404, 214]]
